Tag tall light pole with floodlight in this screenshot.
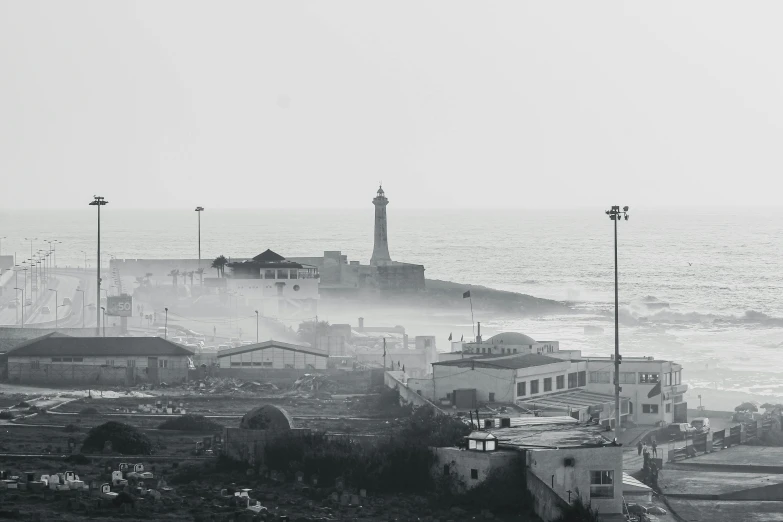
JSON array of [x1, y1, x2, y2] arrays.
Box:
[[14, 287, 24, 327], [195, 207, 204, 265], [164, 307, 169, 339], [100, 306, 106, 337], [90, 196, 108, 335], [606, 205, 629, 438], [255, 310, 259, 343]]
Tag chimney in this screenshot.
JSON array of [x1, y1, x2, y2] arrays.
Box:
[[476, 322, 482, 343], [358, 317, 364, 330]]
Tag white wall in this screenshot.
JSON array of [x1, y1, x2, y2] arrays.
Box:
[[514, 361, 587, 401], [527, 445, 623, 516], [433, 365, 516, 403], [218, 347, 327, 370], [433, 447, 518, 491]]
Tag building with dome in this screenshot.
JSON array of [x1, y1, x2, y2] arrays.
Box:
[[448, 329, 562, 359]]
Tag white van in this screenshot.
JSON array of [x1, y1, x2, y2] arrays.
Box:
[[691, 417, 710, 433]]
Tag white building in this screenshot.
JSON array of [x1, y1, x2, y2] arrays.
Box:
[[225, 249, 319, 319], [217, 340, 328, 371], [583, 355, 687, 425]]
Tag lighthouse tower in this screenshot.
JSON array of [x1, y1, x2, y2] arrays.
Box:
[[371, 185, 392, 266]]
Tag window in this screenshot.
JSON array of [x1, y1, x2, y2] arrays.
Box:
[[262, 362, 273, 367], [489, 392, 496, 402], [568, 372, 578, 389], [106, 360, 115, 367], [252, 362, 263, 366], [513, 348, 517, 353], [51, 357, 61, 363], [673, 394, 683, 404], [62, 357, 73, 363], [159, 359, 168, 368], [277, 269, 289, 279], [674, 371, 681, 385], [443, 465, 450, 476], [127, 360, 136, 367], [289, 270, 298, 279], [665, 403, 671, 413], [639, 373, 660, 384], [642, 404, 659, 414], [618, 372, 636, 384], [530, 380, 539, 395], [264, 269, 275, 279], [578, 371, 586, 387], [590, 471, 614, 498], [241, 362, 252, 366], [544, 377, 552, 392], [72, 357, 83, 362], [590, 371, 610, 383], [556, 375, 565, 390], [470, 469, 479, 480], [517, 382, 526, 396], [664, 373, 672, 386], [231, 362, 241, 367], [31, 360, 40, 369]]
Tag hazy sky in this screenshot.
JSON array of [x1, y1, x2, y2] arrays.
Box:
[[2, 1, 783, 209]]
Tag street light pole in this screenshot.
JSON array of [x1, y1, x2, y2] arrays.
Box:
[[255, 310, 259, 343], [100, 306, 106, 337], [164, 307, 168, 339], [195, 207, 204, 265], [606, 205, 629, 439], [90, 196, 108, 336], [49, 289, 58, 329], [81, 250, 87, 271]]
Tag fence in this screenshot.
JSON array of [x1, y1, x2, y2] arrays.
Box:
[[669, 419, 776, 463]]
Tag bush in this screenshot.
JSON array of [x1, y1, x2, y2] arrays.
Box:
[[450, 454, 534, 515], [65, 454, 91, 465], [16, 401, 30, 408], [79, 407, 99, 415], [0, 411, 14, 420], [80, 421, 153, 455], [158, 414, 222, 432], [553, 494, 601, 522], [63, 424, 80, 433]]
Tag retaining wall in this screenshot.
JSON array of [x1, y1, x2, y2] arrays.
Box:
[[526, 470, 570, 522]]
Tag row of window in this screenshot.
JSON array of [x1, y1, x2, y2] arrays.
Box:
[[460, 467, 614, 499], [517, 371, 586, 397], [640, 403, 673, 414], [50, 357, 84, 363], [229, 362, 317, 369], [588, 370, 682, 385]]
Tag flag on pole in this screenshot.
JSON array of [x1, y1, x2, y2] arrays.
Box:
[[463, 290, 471, 299], [382, 338, 387, 357], [460, 334, 464, 341], [448, 333, 452, 341]]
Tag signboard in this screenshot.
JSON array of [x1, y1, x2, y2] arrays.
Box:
[[106, 295, 133, 317]]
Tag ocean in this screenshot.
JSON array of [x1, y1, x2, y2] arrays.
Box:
[[2, 206, 783, 408]]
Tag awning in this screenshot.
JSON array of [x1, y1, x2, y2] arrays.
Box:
[[517, 389, 629, 415], [623, 472, 651, 493]]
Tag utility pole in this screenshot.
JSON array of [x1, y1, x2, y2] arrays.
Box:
[[195, 207, 204, 265], [14, 288, 24, 328], [164, 307, 168, 339], [101, 307, 106, 337], [77, 288, 85, 329], [49, 289, 58, 329], [255, 310, 259, 343], [90, 196, 108, 336], [605, 205, 629, 439]]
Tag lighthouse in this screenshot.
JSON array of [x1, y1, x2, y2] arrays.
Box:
[[370, 185, 392, 266]]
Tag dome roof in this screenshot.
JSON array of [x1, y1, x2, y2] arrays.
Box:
[[487, 332, 536, 345], [240, 404, 294, 431]]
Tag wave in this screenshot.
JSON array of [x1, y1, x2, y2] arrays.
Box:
[[639, 309, 783, 328]]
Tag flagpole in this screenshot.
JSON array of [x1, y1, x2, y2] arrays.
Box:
[[382, 337, 387, 370], [470, 295, 475, 341]]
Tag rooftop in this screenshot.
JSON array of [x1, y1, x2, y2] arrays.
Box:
[[217, 340, 329, 358], [7, 334, 196, 357], [517, 389, 627, 413], [433, 353, 564, 370], [487, 416, 613, 448]]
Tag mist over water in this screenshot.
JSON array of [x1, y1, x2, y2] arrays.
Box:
[[2, 206, 782, 406]]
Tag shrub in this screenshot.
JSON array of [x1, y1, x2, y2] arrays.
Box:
[[80, 421, 153, 455], [0, 411, 14, 420], [158, 414, 222, 432], [63, 424, 80, 433], [451, 454, 534, 514], [79, 407, 99, 415], [65, 454, 91, 465], [553, 494, 601, 522], [16, 401, 30, 408]]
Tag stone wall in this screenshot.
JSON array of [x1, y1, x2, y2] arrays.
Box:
[[376, 263, 425, 292]]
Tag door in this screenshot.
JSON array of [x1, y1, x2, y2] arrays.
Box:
[[673, 402, 688, 423], [148, 357, 159, 385]]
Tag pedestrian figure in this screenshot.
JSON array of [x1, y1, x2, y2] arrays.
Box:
[[637, 441, 643, 455], [652, 439, 658, 458], [642, 442, 649, 458]]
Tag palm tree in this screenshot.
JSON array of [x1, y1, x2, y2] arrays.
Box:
[[168, 269, 180, 286], [187, 271, 195, 286], [211, 255, 228, 278], [195, 268, 205, 285]]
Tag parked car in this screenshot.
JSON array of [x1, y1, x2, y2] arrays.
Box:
[[665, 422, 696, 440], [62, 297, 72, 306], [41, 306, 51, 314], [691, 417, 711, 433]]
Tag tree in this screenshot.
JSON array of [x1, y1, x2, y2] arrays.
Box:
[[735, 402, 758, 413], [211, 255, 228, 278], [195, 268, 205, 285], [553, 494, 600, 522], [187, 271, 195, 286], [297, 320, 331, 343], [168, 269, 179, 287]]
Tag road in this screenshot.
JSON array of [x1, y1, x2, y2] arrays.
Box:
[[0, 269, 95, 328]]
